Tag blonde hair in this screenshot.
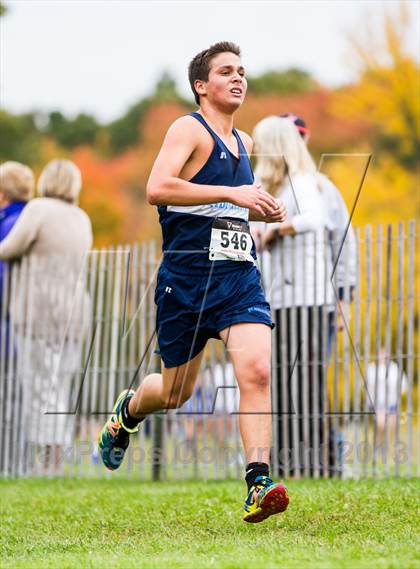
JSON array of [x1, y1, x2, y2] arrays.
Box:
[[38, 159, 82, 204], [0, 161, 35, 202], [253, 116, 317, 194]]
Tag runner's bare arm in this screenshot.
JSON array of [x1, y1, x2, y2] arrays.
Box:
[[146, 118, 279, 217]]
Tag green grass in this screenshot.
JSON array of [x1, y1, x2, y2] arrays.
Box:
[[1, 478, 419, 569]]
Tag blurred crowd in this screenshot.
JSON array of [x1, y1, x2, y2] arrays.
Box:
[[0, 158, 93, 469]]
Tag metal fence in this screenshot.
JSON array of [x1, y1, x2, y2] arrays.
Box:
[[0, 221, 418, 479]]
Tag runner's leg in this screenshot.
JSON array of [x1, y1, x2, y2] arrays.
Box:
[[98, 346, 204, 471], [128, 350, 205, 417], [219, 323, 272, 465], [220, 322, 289, 523]]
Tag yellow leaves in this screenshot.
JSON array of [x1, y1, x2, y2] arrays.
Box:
[[333, 1, 419, 169], [323, 154, 416, 227]]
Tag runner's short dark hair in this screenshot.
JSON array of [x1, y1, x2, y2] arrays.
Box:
[[188, 42, 241, 105]]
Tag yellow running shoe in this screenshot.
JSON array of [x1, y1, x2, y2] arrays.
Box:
[[243, 475, 289, 523], [98, 389, 138, 470]]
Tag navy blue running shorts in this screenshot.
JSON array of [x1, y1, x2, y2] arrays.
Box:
[[154, 263, 274, 368]]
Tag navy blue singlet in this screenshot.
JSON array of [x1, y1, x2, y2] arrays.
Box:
[[158, 112, 256, 274]]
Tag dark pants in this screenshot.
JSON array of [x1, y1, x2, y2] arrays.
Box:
[[273, 307, 337, 477]]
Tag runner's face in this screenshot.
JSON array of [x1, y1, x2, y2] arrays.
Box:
[[203, 52, 247, 110]]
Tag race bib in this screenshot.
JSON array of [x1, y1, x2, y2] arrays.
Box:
[[209, 218, 254, 262]]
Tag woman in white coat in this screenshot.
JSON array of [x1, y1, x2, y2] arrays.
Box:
[[0, 159, 93, 472], [253, 117, 335, 478]]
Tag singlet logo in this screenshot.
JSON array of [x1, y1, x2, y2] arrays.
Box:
[[220, 151, 227, 160]]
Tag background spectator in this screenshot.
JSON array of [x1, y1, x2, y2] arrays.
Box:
[[0, 158, 93, 471], [366, 347, 408, 444], [0, 161, 34, 475], [280, 113, 357, 357], [253, 116, 335, 477], [0, 161, 34, 305]]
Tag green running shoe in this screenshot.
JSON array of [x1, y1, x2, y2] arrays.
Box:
[[98, 389, 138, 471], [243, 475, 289, 523]]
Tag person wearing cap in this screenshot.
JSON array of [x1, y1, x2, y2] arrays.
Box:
[[253, 116, 337, 478], [279, 112, 357, 356], [280, 113, 357, 478], [252, 114, 356, 477], [279, 113, 311, 142]]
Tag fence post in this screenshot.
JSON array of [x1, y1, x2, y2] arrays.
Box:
[[372, 224, 383, 476], [382, 225, 393, 476], [406, 221, 415, 476], [394, 223, 405, 476], [362, 225, 372, 478]]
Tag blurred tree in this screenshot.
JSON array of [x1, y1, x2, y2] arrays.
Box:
[[108, 98, 151, 155], [0, 110, 42, 165], [0, 2, 7, 17], [154, 72, 182, 101], [335, 2, 419, 169], [108, 71, 191, 154], [247, 68, 316, 95], [45, 111, 100, 148]]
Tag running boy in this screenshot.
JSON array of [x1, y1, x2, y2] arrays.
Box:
[[99, 41, 289, 523]]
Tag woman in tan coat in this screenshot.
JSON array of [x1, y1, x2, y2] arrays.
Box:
[[0, 159, 93, 472]]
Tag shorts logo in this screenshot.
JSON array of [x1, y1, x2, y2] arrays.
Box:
[[165, 286, 172, 293], [220, 151, 227, 159], [247, 306, 270, 316]]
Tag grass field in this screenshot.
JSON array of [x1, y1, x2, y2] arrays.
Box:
[[1, 478, 419, 569]]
